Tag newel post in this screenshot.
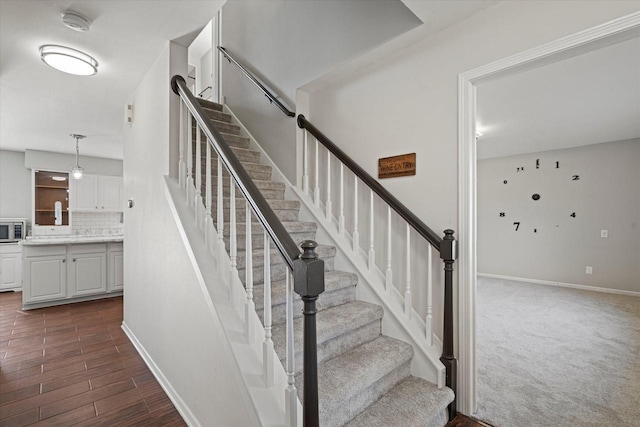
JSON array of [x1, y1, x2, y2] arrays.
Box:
[[293, 240, 325, 427], [440, 229, 458, 420]]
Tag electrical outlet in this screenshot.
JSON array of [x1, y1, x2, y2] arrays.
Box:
[[586, 266, 593, 274], [601, 230, 608, 238]]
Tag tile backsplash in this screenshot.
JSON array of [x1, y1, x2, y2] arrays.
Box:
[[72, 212, 123, 235]]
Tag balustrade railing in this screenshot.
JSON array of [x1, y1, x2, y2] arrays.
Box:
[[172, 75, 323, 427], [297, 114, 458, 419]]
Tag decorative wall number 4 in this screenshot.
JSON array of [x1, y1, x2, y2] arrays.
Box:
[[500, 158, 580, 233]]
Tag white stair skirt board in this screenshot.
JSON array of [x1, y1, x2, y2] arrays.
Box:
[[121, 323, 199, 426], [223, 104, 447, 388], [478, 273, 640, 297], [163, 176, 296, 427]]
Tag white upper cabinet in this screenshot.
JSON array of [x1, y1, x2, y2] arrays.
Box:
[[70, 174, 123, 212]]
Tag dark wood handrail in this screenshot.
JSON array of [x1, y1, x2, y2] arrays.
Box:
[[217, 46, 295, 117], [297, 115, 443, 249], [172, 75, 301, 268]]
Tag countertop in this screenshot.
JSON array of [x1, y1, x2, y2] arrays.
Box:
[[21, 235, 124, 246]]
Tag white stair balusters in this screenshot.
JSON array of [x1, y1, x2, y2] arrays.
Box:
[[326, 151, 332, 221], [426, 244, 433, 346], [263, 231, 274, 387], [386, 207, 393, 293], [245, 201, 254, 343], [205, 142, 213, 250], [195, 125, 202, 226], [338, 164, 345, 236], [353, 176, 359, 254], [284, 270, 297, 427], [217, 158, 225, 256], [404, 224, 412, 319], [368, 190, 375, 271], [314, 138, 320, 208], [229, 180, 238, 283], [302, 130, 309, 195], [186, 113, 194, 205]]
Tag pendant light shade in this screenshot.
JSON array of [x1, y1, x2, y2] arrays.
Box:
[[40, 45, 98, 76], [70, 134, 86, 179]]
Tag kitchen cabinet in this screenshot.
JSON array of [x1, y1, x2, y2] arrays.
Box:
[[68, 244, 107, 297], [22, 240, 123, 309], [0, 244, 23, 291], [33, 170, 71, 236], [23, 246, 67, 303], [70, 174, 123, 212], [108, 243, 124, 291]]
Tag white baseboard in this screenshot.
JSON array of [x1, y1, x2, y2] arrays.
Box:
[[121, 322, 199, 427], [478, 273, 640, 297]]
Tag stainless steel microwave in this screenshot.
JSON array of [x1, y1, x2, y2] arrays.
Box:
[[0, 218, 27, 243]]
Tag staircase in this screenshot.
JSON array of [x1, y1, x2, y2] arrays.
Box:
[[191, 98, 454, 427]]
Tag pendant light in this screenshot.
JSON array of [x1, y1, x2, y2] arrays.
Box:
[[70, 134, 86, 179]]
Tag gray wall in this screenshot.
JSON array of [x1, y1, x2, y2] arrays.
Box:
[[220, 0, 421, 181], [478, 139, 640, 292], [0, 150, 31, 218]]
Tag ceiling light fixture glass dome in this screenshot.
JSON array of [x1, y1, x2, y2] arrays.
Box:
[[40, 45, 98, 76]]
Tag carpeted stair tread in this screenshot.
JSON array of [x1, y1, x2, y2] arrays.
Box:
[[254, 270, 356, 312], [236, 244, 336, 269], [197, 98, 223, 111], [272, 301, 383, 369], [213, 198, 298, 211], [195, 145, 261, 164], [217, 132, 251, 148], [226, 221, 316, 236], [296, 336, 414, 427], [344, 376, 454, 427], [202, 108, 232, 123]]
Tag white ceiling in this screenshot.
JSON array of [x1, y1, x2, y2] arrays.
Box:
[[477, 35, 640, 159], [0, 0, 223, 159]]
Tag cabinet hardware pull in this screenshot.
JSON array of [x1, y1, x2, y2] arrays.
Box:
[[62, 259, 66, 263], [73, 258, 76, 262]]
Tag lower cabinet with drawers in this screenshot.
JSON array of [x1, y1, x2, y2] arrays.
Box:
[[22, 241, 123, 309]]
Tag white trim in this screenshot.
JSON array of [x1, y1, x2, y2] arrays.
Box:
[[478, 273, 640, 297], [457, 11, 640, 416], [122, 322, 200, 427]]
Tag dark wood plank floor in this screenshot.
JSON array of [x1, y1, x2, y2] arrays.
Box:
[[447, 414, 494, 427], [0, 291, 185, 426]]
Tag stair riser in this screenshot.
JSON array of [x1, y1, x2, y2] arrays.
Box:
[[203, 109, 232, 123], [238, 257, 335, 286], [192, 121, 240, 135], [199, 179, 285, 199], [255, 285, 357, 325], [211, 207, 300, 222], [193, 147, 261, 164], [193, 168, 271, 181], [226, 231, 316, 251], [197, 100, 223, 111], [191, 135, 251, 150], [327, 361, 412, 427]]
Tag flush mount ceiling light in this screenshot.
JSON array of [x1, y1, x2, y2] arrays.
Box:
[[61, 10, 92, 32], [40, 45, 98, 76], [70, 134, 86, 179]]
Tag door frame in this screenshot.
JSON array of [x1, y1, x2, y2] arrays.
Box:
[[456, 11, 640, 415]]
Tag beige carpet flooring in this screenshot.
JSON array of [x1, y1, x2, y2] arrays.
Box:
[[474, 276, 640, 427]]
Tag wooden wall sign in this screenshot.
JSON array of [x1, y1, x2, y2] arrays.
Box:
[[378, 153, 416, 179]]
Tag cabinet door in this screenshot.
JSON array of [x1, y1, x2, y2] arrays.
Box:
[[100, 176, 123, 211], [109, 252, 124, 291], [0, 253, 22, 290], [71, 174, 99, 211], [24, 256, 66, 302], [68, 253, 107, 296]]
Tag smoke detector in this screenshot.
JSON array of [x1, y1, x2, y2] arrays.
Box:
[[61, 10, 92, 32]]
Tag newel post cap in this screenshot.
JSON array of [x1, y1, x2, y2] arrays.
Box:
[[293, 240, 325, 297]]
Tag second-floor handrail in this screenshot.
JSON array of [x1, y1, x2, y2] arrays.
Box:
[[297, 115, 443, 250], [172, 75, 300, 267], [218, 46, 295, 117]]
